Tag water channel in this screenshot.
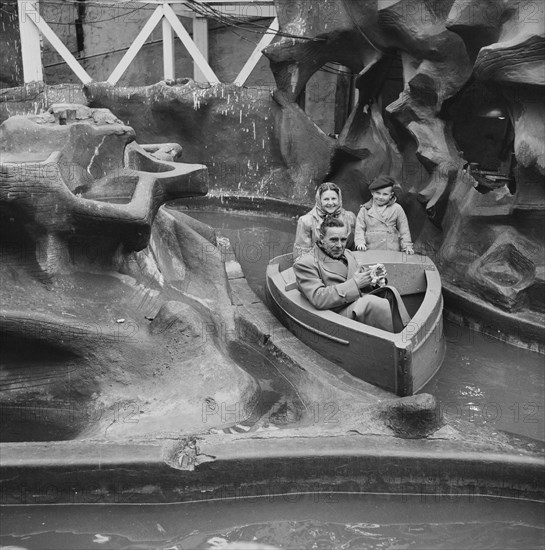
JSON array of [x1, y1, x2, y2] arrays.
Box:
[[177, 206, 545, 443], [1, 493, 543, 549], [1, 205, 543, 549]]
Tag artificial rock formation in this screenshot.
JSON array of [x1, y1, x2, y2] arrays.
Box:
[[437, 0, 545, 333], [2, 1, 543, 350], [263, 0, 544, 343], [0, 105, 261, 440], [0, 103, 208, 276], [376, 393, 444, 439], [80, 0, 544, 345], [84, 80, 331, 205], [264, 0, 473, 222]]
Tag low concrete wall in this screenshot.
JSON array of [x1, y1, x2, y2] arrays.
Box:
[[1, 437, 543, 504]]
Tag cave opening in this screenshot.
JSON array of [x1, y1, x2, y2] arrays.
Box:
[[445, 80, 516, 193], [298, 63, 356, 137]]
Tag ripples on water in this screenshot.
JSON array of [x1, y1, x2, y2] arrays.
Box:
[[1, 494, 544, 549], [422, 321, 545, 441]]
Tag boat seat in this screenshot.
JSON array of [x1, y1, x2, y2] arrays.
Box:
[[281, 268, 298, 292]]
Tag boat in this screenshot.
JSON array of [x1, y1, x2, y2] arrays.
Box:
[[265, 250, 445, 396]]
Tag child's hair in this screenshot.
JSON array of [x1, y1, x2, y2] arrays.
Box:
[[319, 215, 346, 239]]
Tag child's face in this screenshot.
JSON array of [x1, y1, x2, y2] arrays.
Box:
[[372, 186, 394, 206]]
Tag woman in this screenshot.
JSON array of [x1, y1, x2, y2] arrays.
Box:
[[293, 182, 356, 259]]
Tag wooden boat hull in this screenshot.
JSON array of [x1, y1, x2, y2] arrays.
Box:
[[266, 251, 445, 396]]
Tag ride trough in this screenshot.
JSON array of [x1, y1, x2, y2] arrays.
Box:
[[266, 250, 446, 396]]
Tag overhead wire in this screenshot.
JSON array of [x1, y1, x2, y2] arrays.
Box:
[[8, 0, 354, 77], [181, 0, 326, 43], [49, 6, 152, 25], [0, 1, 154, 22], [4, 0, 324, 41], [4, 0, 327, 45], [43, 37, 164, 67], [1, 0, 154, 6]]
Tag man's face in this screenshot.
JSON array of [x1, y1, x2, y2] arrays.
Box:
[[321, 226, 348, 258]]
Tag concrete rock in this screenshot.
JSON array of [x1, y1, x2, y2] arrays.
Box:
[[377, 393, 443, 439]]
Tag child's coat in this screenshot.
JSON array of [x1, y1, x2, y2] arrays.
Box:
[[355, 197, 413, 252]]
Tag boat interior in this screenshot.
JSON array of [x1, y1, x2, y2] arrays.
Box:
[[274, 251, 435, 322]]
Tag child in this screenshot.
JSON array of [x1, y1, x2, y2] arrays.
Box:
[[355, 175, 414, 254]]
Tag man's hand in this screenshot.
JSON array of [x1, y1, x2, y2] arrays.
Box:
[[355, 243, 367, 251], [353, 266, 373, 289], [404, 246, 414, 255]]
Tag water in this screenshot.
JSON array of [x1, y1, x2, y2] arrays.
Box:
[[179, 208, 297, 301], [423, 322, 545, 442], [1, 208, 544, 549], [180, 208, 545, 442], [1, 494, 543, 549]]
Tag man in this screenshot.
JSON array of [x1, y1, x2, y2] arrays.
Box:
[[293, 217, 410, 332]]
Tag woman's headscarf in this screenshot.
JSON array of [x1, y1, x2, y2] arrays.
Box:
[[313, 182, 343, 221]]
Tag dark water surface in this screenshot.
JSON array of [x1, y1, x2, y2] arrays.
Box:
[[182, 208, 545, 442], [1, 494, 543, 549]]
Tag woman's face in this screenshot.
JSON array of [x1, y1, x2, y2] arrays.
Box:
[[320, 189, 339, 213]]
